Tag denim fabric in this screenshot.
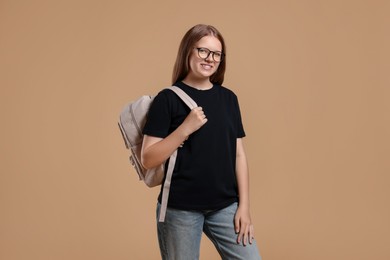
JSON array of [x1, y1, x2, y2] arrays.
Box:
[[156, 202, 261, 260]]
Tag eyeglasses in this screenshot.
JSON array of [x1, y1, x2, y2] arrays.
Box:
[[195, 47, 225, 62]]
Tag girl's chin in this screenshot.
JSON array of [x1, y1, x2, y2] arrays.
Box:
[[187, 70, 216, 81], [198, 69, 216, 77]]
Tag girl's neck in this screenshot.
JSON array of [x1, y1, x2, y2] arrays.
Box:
[[182, 77, 213, 90]]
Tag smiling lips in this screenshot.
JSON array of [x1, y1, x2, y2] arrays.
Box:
[[201, 63, 213, 70]]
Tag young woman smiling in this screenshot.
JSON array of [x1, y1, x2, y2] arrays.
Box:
[[141, 24, 261, 260]]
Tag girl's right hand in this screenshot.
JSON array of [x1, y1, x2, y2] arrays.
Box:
[[181, 107, 208, 136]]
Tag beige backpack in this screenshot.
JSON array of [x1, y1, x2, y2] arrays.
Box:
[[118, 86, 197, 221]]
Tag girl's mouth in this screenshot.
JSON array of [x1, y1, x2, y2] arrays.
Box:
[[201, 64, 213, 70]]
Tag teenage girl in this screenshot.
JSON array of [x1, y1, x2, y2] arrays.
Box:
[[141, 24, 261, 260]]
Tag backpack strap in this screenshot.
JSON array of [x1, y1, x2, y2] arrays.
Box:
[[158, 86, 197, 222], [167, 86, 198, 109]]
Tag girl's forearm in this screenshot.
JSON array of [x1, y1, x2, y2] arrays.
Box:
[[236, 138, 250, 209], [141, 126, 189, 169]]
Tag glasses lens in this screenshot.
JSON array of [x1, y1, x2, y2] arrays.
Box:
[[213, 52, 223, 62], [197, 48, 209, 59]]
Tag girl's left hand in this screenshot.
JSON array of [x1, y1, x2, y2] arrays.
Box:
[[234, 206, 255, 246]]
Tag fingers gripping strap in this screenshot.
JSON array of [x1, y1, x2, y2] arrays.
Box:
[[167, 86, 198, 109], [158, 149, 177, 222]]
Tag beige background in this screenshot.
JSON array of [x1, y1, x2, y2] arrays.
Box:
[[1, 0, 389, 259]]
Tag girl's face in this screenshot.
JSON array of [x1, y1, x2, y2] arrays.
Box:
[[186, 35, 222, 82]]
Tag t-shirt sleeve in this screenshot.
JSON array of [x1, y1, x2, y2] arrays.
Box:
[[234, 95, 246, 138], [143, 91, 171, 138]]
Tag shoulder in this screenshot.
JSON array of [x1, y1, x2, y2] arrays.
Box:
[[151, 86, 189, 113], [156, 87, 177, 98], [216, 85, 240, 101], [153, 87, 180, 104]]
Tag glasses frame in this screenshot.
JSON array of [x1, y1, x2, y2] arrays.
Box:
[[195, 47, 225, 62]]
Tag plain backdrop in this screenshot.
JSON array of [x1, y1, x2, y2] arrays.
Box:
[[1, 0, 389, 259]]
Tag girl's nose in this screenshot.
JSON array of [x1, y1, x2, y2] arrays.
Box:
[[204, 53, 213, 62]]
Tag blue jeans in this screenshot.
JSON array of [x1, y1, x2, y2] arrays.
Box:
[[156, 202, 262, 260]]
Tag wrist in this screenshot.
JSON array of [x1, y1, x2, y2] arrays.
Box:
[[177, 124, 191, 139], [238, 198, 250, 209], [175, 125, 190, 143]]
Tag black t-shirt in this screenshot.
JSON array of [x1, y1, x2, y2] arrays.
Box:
[[143, 82, 246, 210]]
